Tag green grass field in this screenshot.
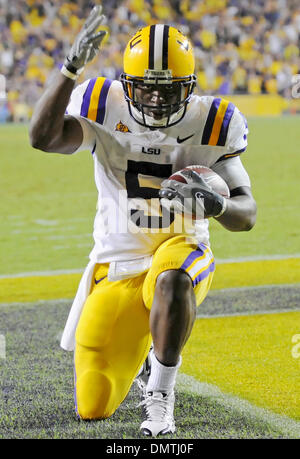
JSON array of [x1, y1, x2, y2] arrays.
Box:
[[0, 118, 300, 441]]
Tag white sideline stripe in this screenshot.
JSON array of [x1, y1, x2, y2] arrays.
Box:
[[216, 254, 300, 263], [208, 283, 300, 294], [0, 254, 300, 279], [196, 308, 300, 319], [176, 373, 300, 438]]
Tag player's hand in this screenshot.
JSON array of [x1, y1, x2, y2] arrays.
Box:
[[62, 5, 106, 79], [159, 170, 227, 219]]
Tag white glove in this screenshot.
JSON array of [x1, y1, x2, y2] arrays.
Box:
[[61, 5, 106, 80]]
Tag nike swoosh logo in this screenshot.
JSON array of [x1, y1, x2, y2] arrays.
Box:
[[94, 276, 106, 285], [177, 134, 195, 143], [195, 191, 205, 199]]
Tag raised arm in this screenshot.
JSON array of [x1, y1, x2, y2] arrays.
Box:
[[29, 75, 80, 154], [29, 5, 106, 154]]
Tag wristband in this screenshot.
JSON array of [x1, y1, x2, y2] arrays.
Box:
[[61, 65, 78, 80]]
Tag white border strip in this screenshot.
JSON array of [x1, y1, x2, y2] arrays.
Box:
[[177, 373, 300, 438]]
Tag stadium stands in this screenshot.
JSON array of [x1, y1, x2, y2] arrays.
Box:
[[0, 0, 299, 122]]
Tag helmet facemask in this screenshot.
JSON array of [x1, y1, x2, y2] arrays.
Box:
[[121, 71, 196, 128]]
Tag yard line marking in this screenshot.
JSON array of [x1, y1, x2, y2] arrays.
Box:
[[46, 234, 91, 240], [176, 373, 300, 438], [34, 219, 59, 226], [10, 233, 92, 240], [10, 227, 90, 234], [0, 269, 84, 279], [53, 244, 92, 250], [0, 299, 72, 308]]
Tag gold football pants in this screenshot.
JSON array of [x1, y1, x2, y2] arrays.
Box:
[[74, 235, 215, 419]]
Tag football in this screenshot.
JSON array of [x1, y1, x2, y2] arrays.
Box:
[[169, 165, 230, 198]]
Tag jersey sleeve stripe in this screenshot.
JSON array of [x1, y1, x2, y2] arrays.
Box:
[[95, 78, 112, 125], [87, 77, 111, 124], [215, 147, 247, 163], [201, 97, 221, 145], [208, 99, 230, 146], [80, 78, 112, 124], [201, 98, 236, 147], [87, 77, 104, 121], [216, 102, 235, 146], [80, 78, 97, 118]]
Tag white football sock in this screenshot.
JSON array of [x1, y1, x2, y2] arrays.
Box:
[[146, 349, 182, 394]]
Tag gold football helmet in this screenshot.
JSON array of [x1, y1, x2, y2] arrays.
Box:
[[120, 25, 196, 128]]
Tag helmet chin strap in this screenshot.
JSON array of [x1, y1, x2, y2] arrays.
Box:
[[130, 104, 185, 128]]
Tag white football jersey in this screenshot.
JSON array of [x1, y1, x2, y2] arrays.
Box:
[[66, 77, 250, 263]]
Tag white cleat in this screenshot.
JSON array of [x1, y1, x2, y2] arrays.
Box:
[[139, 390, 176, 437]]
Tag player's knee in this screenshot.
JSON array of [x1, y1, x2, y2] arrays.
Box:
[[156, 269, 194, 305], [75, 371, 116, 420]]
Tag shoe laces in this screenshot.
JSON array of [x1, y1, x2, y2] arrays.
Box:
[[139, 391, 174, 422]]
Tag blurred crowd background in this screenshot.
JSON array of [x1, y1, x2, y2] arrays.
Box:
[[0, 0, 299, 122]]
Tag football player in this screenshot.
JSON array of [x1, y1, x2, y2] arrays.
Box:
[[29, 5, 256, 437]]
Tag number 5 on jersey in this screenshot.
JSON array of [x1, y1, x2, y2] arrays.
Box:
[[125, 160, 175, 229]]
